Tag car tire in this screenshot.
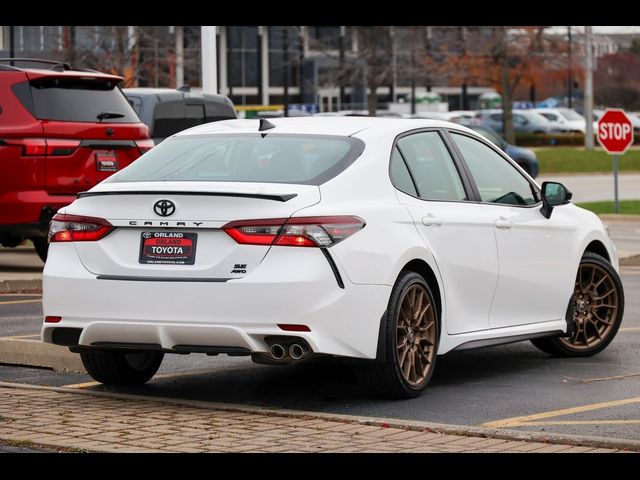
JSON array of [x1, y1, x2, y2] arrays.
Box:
[[531, 252, 624, 357], [32, 238, 49, 263], [358, 271, 439, 399], [80, 350, 164, 385]]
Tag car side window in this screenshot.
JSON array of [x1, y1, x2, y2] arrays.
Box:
[[513, 114, 526, 125], [390, 146, 418, 197], [153, 101, 187, 138], [451, 133, 539, 206], [396, 131, 467, 202]]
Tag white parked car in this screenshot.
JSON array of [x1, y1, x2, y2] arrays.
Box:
[[535, 108, 587, 133], [42, 117, 625, 398]]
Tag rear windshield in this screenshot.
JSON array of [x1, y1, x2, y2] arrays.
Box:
[[107, 134, 365, 185], [27, 78, 140, 123]]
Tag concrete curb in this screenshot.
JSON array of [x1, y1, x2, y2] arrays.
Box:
[[1, 381, 639, 452], [0, 338, 85, 373], [0, 279, 42, 294]]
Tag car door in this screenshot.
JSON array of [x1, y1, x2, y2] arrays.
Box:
[[391, 130, 499, 334], [448, 131, 577, 329]]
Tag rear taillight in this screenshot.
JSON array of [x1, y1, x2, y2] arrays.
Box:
[[2, 138, 80, 156], [135, 139, 155, 153], [48, 214, 114, 243], [223, 216, 365, 247]]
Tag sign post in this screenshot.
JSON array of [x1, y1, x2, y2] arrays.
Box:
[[596, 109, 634, 214]]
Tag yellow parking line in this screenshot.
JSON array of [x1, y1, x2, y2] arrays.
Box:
[[63, 368, 221, 389], [0, 334, 40, 339], [63, 381, 101, 389], [0, 299, 42, 305], [481, 397, 640, 429], [511, 420, 640, 426], [620, 327, 640, 332], [0, 293, 42, 297]]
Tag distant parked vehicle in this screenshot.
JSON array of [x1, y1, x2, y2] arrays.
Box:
[[594, 109, 640, 132], [123, 87, 236, 144], [535, 108, 586, 133], [0, 58, 152, 261], [410, 110, 476, 125], [475, 109, 551, 134], [466, 125, 539, 178]]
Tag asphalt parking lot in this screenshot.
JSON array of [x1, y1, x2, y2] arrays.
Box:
[[1, 267, 638, 443]]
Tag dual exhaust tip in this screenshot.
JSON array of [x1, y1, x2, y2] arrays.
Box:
[[270, 343, 306, 360]]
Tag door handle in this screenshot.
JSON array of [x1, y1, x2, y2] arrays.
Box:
[[495, 218, 513, 229], [422, 216, 444, 227]]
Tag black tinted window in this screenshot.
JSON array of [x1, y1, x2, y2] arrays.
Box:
[[390, 147, 417, 196], [108, 134, 365, 185], [152, 101, 188, 138], [29, 78, 139, 123], [205, 102, 236, 123]]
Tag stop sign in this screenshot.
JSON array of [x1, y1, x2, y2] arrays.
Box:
[[597, 108, 634, 154]]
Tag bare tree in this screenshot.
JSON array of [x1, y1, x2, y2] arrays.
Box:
[[349, 26, 393, 115]]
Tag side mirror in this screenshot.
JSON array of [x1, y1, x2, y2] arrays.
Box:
[[541, 181, 572, 219]]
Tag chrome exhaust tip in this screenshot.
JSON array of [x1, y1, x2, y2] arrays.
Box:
[[270, 344, 286, 360], [289, 343, 305, 360]]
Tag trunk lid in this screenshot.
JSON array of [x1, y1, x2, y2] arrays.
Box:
[[69, 182, 320, 280]]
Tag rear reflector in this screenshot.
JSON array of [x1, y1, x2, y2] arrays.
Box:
[[48, 214, 113, 243], [45, 316, 62, 323], [278, 324, 311, 332], [223, 216, 365, 247], [135, 139, 155, 153]]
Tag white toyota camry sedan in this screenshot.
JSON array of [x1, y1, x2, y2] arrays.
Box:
[[42, 117, 625, 398]]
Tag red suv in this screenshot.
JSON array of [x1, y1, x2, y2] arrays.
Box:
[[0, 59, 153, 261]]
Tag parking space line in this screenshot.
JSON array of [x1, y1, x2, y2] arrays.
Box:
[[512, 420, 640, 426], [0, 334, 40, 339], [0, 299, 42, 305], [0, 294, 42, 297], [481, 397, 640, 429], [620, 327, 640, 332], [63, 368, 225, 389], [580, 373, 640, 383]]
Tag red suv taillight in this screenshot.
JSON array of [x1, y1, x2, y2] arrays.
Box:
[[3, 138, 80, 156], [223, 216, 365, 247], [48, 214, 114, 243]]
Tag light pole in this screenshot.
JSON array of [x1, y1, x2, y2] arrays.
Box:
[[568, 26, 573, 108], [283, 27, 289, 117], [201, 26, 218, 94], [584, 26, 594, 150]]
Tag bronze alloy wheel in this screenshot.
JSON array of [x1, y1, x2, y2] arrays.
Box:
[[531, 251, 624, 357], [560, 262, 619, 351], [395, 284, 437, 387]]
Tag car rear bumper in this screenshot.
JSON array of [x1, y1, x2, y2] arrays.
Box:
[[0, 190, 75, 233], [42, 243, 391, 359]]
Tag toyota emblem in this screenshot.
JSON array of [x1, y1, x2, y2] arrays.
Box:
[[153, 200, 176, 217]]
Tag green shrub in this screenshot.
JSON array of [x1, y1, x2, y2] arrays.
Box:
[[515, 132, 640, 147]]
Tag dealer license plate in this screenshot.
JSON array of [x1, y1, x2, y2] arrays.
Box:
[[139, 231, 197, 265]]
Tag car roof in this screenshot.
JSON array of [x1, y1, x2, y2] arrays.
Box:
[[123, 87, 231, 104], [0, 65, 123, 82], [177, 116, 477, 138]]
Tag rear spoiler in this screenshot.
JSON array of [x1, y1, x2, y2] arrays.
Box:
[[76, 191, 297, 202]]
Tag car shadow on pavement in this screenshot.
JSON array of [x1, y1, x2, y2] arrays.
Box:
[[87, 342, 562, 408]]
